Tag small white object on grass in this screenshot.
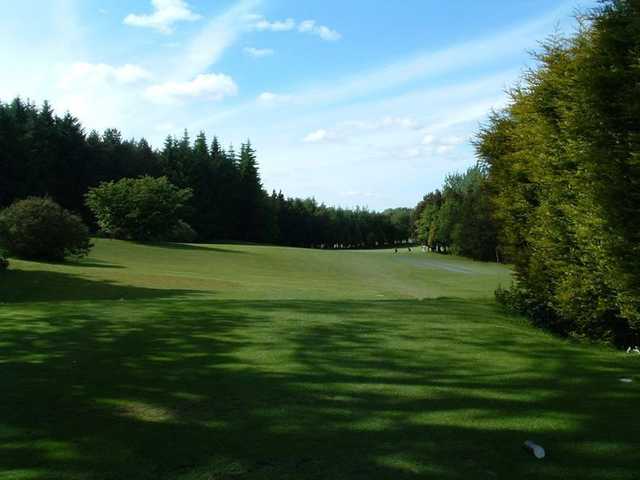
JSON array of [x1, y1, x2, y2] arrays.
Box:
[[523, 440, 545, 459], [619, 378, 633, 383]]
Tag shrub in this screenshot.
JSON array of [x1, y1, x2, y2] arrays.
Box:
[[495, 284, 566, 335], [86, 176, 193, 241], [166, 220, 198, 243], [0, 249, 8, 271], [0, 197, 92, 261]]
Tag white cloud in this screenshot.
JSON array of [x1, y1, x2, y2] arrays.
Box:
[[422, 134, 435, 145], [440, 135, 465, 146], [436, 145, 454, 154], [297, 20, 315, 33], [257, 91, 291, 104], [258, 92, 278, 102], [303, 116, 422, 144], [405, 147, 422, 159], [303, 129, 328, 143], [124, 0, 201, 34], [145, 73, 238, 104], [390, 117, 418, 129], [399, 133, 468, 160], [179, 0, 258, 79], [59, 62, 152, 88], [350, 116, 421, 130], [155, 121, 177, 132], [244, 46, 274, 58], [298, 20, 341, 41], [254, 17, 296, 32], [341, 190, 380, 199], [303, 129, 343, 144], [422, 133, 465, 147], [251, 16, 341, 41]]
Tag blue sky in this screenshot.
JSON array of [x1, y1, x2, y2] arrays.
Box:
[[0, 0, 598, 209]]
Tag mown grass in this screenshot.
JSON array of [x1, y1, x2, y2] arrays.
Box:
[[0, 239, 637, 479]]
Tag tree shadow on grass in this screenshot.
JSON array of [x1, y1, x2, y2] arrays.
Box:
[[0, 298, 637, 479], [140, 241, 249, 255], [0, 269, 204, 303], [27, 258, 125, 269]]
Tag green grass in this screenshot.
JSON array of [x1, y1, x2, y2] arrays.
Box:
[[0, 239, 637, 479]]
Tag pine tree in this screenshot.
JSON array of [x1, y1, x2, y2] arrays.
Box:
[[190, 131, 212, 238], [237, 141, 264, 241]]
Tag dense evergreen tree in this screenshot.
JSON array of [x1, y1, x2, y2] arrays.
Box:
[[237, 141, 263, 241], [475, 0, 640, 344]]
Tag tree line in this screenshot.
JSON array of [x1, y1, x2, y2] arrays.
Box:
[[412, 165, 497, 262], [411, 0, 639, 346], [0, 98, 411, 248]]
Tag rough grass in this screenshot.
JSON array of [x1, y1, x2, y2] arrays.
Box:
[[0, 239, 637, 479]]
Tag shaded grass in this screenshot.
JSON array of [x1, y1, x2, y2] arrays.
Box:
[[0, 240, 637, 479], [0, 269, 202, 303]]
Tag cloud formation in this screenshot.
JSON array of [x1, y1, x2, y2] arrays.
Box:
[[303, 129, 332, 143], [297, 20, 341, 41], [342, 116, 421, 131], [145, 73, 238, 104], [179, 0, 258, 79], [244, 47, 274, 58], [124, 0, 201, 34], [257, 91, 292, 104], [253, 17, 296, 32], [59, 63, 152, 88], [302, 116, 422, 144], [251, 16, 341, 41]]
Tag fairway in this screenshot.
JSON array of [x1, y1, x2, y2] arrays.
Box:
[[0, 240, 637, 479]]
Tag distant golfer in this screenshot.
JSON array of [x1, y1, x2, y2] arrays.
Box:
[[394, 248, 398, 254], [408, 247, 412, 252]]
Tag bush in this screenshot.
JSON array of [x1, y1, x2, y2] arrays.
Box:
[[0, 249, 8, 271], [0, 197, 92, 261], [86, 176, 193, 241], [166, 220, 198, 243], [495, 283, 566, 335]]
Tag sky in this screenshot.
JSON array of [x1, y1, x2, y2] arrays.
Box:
[[0, 0, 598, 210]]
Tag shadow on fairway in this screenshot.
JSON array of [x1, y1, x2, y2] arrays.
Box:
[[0, 297, 637, 479], [141, 241, 249, 254], [30, 258, 125, 269], [0, 269, 204, 303]]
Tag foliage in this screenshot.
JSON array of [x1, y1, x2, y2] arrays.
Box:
[[476, 0, 640, 345], [0, 248, 8, 271], [166, 219, 198, 243], [0, 197, 91, 261], [85, 176, 193, 241], [269, 193, 412, 248], [413, 166, 498, 261]]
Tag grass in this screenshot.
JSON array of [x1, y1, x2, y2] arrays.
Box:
[[0, 239, 637, 479]]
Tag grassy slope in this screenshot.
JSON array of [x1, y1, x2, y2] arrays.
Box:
[[0, 239, 637, 480]]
